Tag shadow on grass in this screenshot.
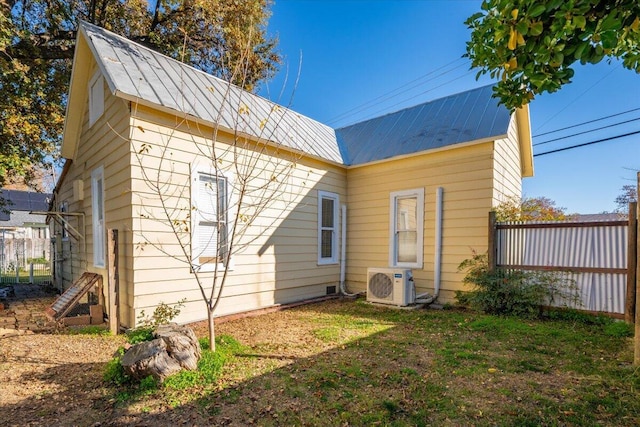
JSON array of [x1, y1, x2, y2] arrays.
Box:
[[3, 300, 640, 426]]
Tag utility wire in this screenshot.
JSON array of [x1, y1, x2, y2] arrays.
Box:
[[533, 107, 640, 138], [534, 130, 640, 157], [533, 64, 620, 133], [336, 68, 476, 127], [534, 116, 640, 146], [326, 57, 469, 125]]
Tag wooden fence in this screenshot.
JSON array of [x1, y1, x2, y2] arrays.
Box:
[[488, 206, 636, 319]]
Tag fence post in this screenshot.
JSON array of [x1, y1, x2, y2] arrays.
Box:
[[15, 264, 19, 284], [488, 211, 497, 271], [29, 263, 34, 284], [108, 229, 120, 335], [634, 172, 640, 365], [627, 202, 637, 323]]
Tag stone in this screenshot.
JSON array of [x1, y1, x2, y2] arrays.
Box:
[[120, 323, 201, 383]]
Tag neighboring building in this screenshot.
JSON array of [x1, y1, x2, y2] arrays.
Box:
[[0, 189, 51, 273], [51, 22, 533, 328]]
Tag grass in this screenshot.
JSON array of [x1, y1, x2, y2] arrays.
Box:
[[104, 300, 640, 426]]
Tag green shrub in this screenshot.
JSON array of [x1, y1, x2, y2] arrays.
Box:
[[125, 327, 154, 344], [456, 251, 579, 318], [125, 299, 187, 345], [103, 347, 131, 386]]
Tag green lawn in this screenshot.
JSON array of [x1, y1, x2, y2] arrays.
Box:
[[106, 299, 640, 426]]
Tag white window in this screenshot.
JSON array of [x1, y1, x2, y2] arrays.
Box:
[[59, 201, 69, 240], [91, 167, 105, 267], [318, 191, 339, 265], [192, 170, 229, 272], [88, 72, 104, 126], [389, 188, 424, 268]]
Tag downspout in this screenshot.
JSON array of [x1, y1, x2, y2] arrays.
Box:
[[416, 186, 443, 304], [339, 204, 359, 296]]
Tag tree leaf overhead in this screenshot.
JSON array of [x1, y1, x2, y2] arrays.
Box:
[[465, 0, 640, 110], [0, 0, 280, 189]]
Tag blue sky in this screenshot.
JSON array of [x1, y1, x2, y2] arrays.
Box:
[[260, 0, 640, 214]]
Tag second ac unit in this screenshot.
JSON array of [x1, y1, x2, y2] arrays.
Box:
[[366, 268, 414, 306]]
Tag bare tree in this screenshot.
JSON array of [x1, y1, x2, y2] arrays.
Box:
[[128, 36, 307, 351]]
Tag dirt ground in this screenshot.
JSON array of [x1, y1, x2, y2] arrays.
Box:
[[0, 299, 343, 427]]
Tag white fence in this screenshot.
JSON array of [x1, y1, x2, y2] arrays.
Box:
[[491, 217, 630, 316], [0, 237, 52, 284]]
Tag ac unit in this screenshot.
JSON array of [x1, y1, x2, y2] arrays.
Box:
[[366, 268, 414, 306]]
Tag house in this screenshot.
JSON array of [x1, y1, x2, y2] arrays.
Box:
[[0, 189, 51, 278], [51, 21, 533, 328]]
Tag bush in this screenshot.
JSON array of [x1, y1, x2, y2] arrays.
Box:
[[456, 251, 579, 318], [125, 299, 187, 345]]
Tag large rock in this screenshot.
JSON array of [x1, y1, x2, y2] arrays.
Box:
[[155, 323, 201, 370], [121, 324, 201, 382]]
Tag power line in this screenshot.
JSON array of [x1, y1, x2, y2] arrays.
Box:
[[533, 64, 620, 133], [534, 116, 640, 146], [534, 130, 640, 157], [326, 57, 469, 126], [533, 107, 640, 138]]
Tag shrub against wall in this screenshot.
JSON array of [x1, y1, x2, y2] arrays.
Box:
[[456, 251, 579, 318]]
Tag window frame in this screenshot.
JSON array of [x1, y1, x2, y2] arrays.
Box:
[[317, 190, 339, 265], [88, 71, 104, 127], [191, 166, 232, 273], [91, 166, 106, 267], [389, 188, 424, 269]]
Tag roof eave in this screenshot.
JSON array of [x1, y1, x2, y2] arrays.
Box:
[[515, 105, 534, 177], [122, 93, 347, 169], [346, 134, 506, 169]]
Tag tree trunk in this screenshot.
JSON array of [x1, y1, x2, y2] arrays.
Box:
[[208, 307, 216, 352], [121, 324, 201, 382]]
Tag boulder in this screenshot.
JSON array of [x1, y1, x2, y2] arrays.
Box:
[[120, 324, 201, 382]]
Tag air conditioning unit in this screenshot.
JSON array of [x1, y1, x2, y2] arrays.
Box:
[[366, 268, 414, 306]]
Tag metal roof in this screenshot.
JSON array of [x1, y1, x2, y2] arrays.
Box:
[[336, 85, 511, 165], [0, 190, 51, 223], [80, 21, 342, 164], [79, 22, 515, 167]]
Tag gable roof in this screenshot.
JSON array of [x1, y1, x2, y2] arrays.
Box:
[[62, 21, 532, 172], [336, 85, 511, 165], [63, 21, 342, 163]]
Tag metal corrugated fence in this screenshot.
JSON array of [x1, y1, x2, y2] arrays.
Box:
[[494, 219, 628, 314]]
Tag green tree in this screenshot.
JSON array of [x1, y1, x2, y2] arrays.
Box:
[[0, 0, 280, 190], [493, 196, 571, 221], [465, 0, 640, 110]]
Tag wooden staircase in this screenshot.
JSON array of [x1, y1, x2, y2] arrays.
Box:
[[45, 272, 102, 322]]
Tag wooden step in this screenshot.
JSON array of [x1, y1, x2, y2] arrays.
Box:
[[45, 273, 102, 321]]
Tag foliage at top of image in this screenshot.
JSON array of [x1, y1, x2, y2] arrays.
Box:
[[493, 195, 571, 221], [466, 0, 640, 110], [456, 250, 580, 318], [0, 0, 280, 190]]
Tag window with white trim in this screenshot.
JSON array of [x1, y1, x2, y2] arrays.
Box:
[[192, 171, 228, 272], [91, 167, 105, 267], [88, 72, 104, 126], [318, 191, 339, 265], [389, 188, 424, 268]]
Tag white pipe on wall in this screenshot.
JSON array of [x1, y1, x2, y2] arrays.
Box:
[[433, 186, 443, 298], [340, 204, 347, 286]]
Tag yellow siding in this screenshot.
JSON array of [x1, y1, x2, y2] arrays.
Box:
[[127, 105, 347, 325], [55, 58, 133, 324], [346, 142, 496, 304], [493, 116, 523, 204]]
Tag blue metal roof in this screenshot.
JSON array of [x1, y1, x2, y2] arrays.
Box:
[[336, 85, 511, 165], [78, 22, 514, 168], [0, 190, 51, 223], [80, 21, 342, 164]]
